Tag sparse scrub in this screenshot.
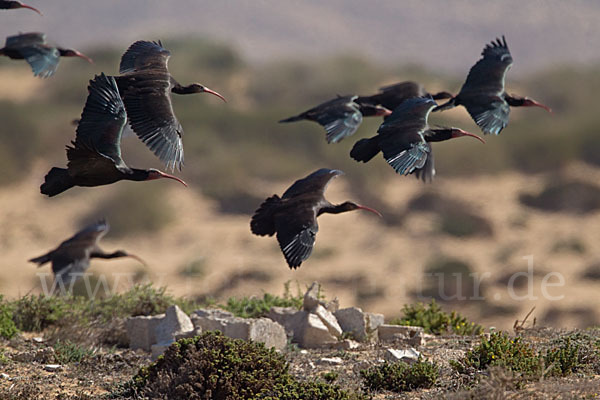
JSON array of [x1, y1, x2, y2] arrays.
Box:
[[53, 339, 95, 364], [391, 299, 483, 335], [223, 284, 303, 318], [117, 331, 364, 399], [543, 332, 600, 376], [360, 360, 439, 393], [11, 294, 72, 332], [0, 296, 18, 339]]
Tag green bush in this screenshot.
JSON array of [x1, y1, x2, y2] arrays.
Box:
[[53, 339, 95, 364], [544, 332, 600, 376], [360, 360, 439, 393], [117, 331, 364, 400], [11, 294, 71, 332], [0, 296, 18, 339], [222, 282, 303, 318], [391, 300, 483, 335], [453, 332, 541, 378]]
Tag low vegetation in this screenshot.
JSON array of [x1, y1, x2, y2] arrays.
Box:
[[222, 281, 304, 318], [360, 360, 439, 393], [391, 299, 484, 335]]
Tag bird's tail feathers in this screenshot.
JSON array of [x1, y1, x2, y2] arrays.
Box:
[[29, 252, 52, 266], [433, 98, 456, 112], [350, 136, 381, 163], [250, 195, 281, 236], [279, 114, 305, 123], [40, 167, 74, 197]]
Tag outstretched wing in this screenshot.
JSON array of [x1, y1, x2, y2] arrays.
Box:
[[463, 97, 511, 135], [119, 40, 170, 74], [275, 209, 318, 269], [5, 32, 45, 48], [19, 46, 59, 78], [377, 97, 436, 176], [116, 72, 184, 171], [460, 36, 513, 97], [309, 96, 363, 143], [413, 144, 435, 182], [282, 168, 343, 199], [74, 73, 128, 166]]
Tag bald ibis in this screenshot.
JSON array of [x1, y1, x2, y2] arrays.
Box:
[[434, 36, 551, 135], [0, 32, 92, 78], [0, 0, 41, 14], [29, 219, 145, 293], [251, 168, 381, 269], [357, 81, 453, 111], [351, 97, 485, 182], [41, 73, 187, 197], [279, 95, 391, 143], [115, 40, 226, 171]]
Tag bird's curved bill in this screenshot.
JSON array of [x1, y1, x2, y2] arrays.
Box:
[[156, 170, 188, 187], [357, 205, 383, 217], [127, 254, 147, 266], [74, 51, 94, 64], [203, 87, 227, 103], [531, 100, 552, 113], [452, 129, 486, 144], [20, 3, 42, 15]]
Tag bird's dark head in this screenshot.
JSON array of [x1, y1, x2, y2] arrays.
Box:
[[358, 103, 392, 118], [521, 97, 552, 113], [146, 168, 188, 186], [58, 48, 94, 64], [186, 83, 227, 102], [432, 91, 455, 100], [335, 201, 383, 217], [9, 1, 42, 14]]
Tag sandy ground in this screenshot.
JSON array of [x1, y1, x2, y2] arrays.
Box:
[[1, 162, 599, 330]]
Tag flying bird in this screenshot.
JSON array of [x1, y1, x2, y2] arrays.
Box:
[[29, 219, 145, 293], [0, 0, 42, 15], [434, 36, 551, 135], [357, 81, 454, 111], [251, 168, 381, 269], [0, 32, 92, 78], [279, 95, 391, 143], [351, 97, 485, 182], [115, 40, 226, 171], [41, 73, 187, 197]]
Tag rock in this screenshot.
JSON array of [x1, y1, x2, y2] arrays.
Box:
[[174, 328, 202, 341], [151, 342, 173, 361], [378, 324, 424, 342], [314, 305, 343, 338], [366, 312, 385, 332], [385, 348, 420, 364], [267, 306, 304, 336], [318, 357, 343, 365], [325, 298, 339, 313], [126, 313, 165, 351], [298, 312, 338, 348], [192, 309, 287, 350], [408, 331, 426, 347], [43, 364, 62, 372], [154, 305, 194, 344], [332, 339, 360, 350], [303, 281, 322, 311], [335, 307, 368, 341], [32, 337, 44, 343], [0, 373, 9, 379]]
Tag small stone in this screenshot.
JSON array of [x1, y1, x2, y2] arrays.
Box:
[[44, 364, 62, 372], [318, 357, 343, 365], [325, 298, 340, 313], [408, 331, 426, 347], [378, 324, 424, 342], [314, 305, 343, 338], [384, 348, 420, 364], [300, 349, 309, 355], [32, 337, 44, 343], [303, 281, 322, 311], [0, 373, 9, 379], [154, 305, 194, 344], [332, 339, 360, 350], [366, 312, 385, 331]]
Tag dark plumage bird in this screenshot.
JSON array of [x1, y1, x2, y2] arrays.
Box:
[[351, 97, 485, 182], [115, 40, 226, 171], [357, 81, 454, 111], [251, 168, 381, 269], [279, 95, 391, 143], [434, 36, 551, 135], [29, 219, 145, 293], [0, 32, 92, 78], [0, 0, 41, 14], [41, 73, 187, 197]]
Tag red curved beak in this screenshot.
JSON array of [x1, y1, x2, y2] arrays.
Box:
[[126, 254, 147, 266], [452, 128, 486, 144], [529, 99, 553, 114], [357, 204, 383, 218], [74, 51, 94, 64], [19, 2, 42, 15], [202, 87, 227, 103], [155, 170, 188, 187]]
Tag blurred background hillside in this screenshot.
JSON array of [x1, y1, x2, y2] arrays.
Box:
[[0, 1, 599, 330]]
